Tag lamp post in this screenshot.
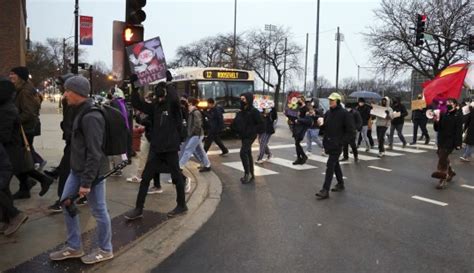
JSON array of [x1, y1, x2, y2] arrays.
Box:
[[232, 0, 237, 68], [63, 36, 74, 73], [73, 0, 79, 74], [264, 24, 276, 95], [313, 0, 320, 98]]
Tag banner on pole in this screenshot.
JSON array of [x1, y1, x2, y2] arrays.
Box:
[[80, 16, 93, 45], [126, 36, 167, 86]]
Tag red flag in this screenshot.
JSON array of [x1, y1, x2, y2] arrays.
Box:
[[422, 63, 468, 105]]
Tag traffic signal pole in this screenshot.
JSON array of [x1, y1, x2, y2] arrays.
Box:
[[73, 0, 79, 74]]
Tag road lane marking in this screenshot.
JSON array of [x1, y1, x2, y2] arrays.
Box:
[[368, 166, 392, 172], [305, 154, 351, 164], [399, 143, 438, 151], [349, 153, 380, 161], [461, 184, 474, 189], [411, 195, 448, 206], [360, 148, 403, 157], [222, 162, 278, 176], [390, 145, 426, 153], [268, 157, 318, 170], [321, 172, 348, 179]]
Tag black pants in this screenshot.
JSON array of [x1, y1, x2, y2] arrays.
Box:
[[16, 169, 51, 193], [358, 129, 374, 147], [57, 142, 71, 199], [322, 152, 344, 191], [413, 120, 429, 143], [437, 148, 454, 175], [204, 132, 228, 153], [136, 151, 185, 210], [0, 172, 19, 222], [240, 137, 256, 175], [26, 134, 44, 165], [376, 126, 388, 153], [343, 138, 358, 159], [295, 136, 306, 159]]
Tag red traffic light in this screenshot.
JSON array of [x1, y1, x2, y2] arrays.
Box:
[[123, 25, 144, 46]]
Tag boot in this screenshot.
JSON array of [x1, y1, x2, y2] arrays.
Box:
[[424, 136, 430, 145], [315, 189, 329, 200], [39, 176, 53, 196]]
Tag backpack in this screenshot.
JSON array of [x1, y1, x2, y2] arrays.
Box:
[[79, 104, 129, 156]]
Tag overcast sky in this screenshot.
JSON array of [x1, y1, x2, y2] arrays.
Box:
[[28, 0, 389, 89]]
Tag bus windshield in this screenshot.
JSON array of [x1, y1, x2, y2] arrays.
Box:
[[197, 81, 254, 108]]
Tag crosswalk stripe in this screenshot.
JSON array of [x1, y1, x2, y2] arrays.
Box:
[[321, 172, 348, 179], [460, 184, 474, 189], [268, 157, 318, 170], [306, 154, 351, 164], [390, 145, 426, 153], [401, 143, 437, 151], [368, 166, 392, 172], [359, 148, 404, 157], [348, 153, 380, 161], [412, 195, 448, 206], [222, 162, 278, 176]]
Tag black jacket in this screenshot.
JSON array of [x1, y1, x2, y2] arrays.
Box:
[[205, 106, 225, 134], [322, 104, 356, 155], [231, 92, 263, 139], [293, 115, 312, 140], [261, 108, 277, 135], [0, 99, 22, 175], [356, 104, 372, 126], [412, 108, 428, 122], [434, 110, 463, 150], [349, 109, 363, 131], [131, 85, 182, 153], [463, 110, 474, 145], [391, 102, 408, 125], [60, 98, 79, 142]]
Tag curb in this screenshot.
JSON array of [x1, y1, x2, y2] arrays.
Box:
[[89, 161, 222, 273]]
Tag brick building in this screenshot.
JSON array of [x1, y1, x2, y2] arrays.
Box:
[[0, 0, 27, 77]]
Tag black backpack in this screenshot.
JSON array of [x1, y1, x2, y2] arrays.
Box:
[[79, 104, 129, 156]]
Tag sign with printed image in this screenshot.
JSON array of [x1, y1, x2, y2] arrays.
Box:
[[253, 95, 275, 112]]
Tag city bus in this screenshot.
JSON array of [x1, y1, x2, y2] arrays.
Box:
[[169, 67, 255, 127]]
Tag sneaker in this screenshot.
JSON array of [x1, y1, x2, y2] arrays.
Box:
[[49, 246, 84, 261], [167, 178, 173, 184], [365, 147, 370, 152], [387, 144, 393, 150], [354, 157, 359, 163], [199, 166, 211, 173], [267, 153, 272, 160], [220, 151, 229, 157], [39, 176, 54, 196], [76, 197, 88, 206], [185, 177, 192, 193], [331, 183, 345, 192], [340, 157, 349, 162], [147, 186, 163, 194], [424, 137, 430, 145], [460, 156, 470, 162], [4, 212, 28, 236], [124, 208, 143, 221], [402, 142, 407, 148], [321, 151, 327, 156], [255, 159, 265, 164], [436, 179, 447, 190], [315, 189, 329, 200], [126, 176, 142, 183], [167, 205, 188, 218], [378, 152, 385, 158], [44, 167, 59, 179], [409, 142, 416, 145], [48, 200, 62, 213], [81, 249, 114, 264]]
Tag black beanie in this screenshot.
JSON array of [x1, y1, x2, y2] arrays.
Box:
[[11, 66, 30, 82], [0, 78, 16, 104], [358, 98, 365, 103]]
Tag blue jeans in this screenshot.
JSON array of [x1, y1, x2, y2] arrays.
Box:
[[179, 135, 210, 168], [61, 171, 112, 252], [463, 145, 473, 158], [306, 129, 323, 152]]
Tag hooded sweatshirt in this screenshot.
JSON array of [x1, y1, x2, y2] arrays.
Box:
[[231, 92, 263, 139], [375, 96, 393, 127]]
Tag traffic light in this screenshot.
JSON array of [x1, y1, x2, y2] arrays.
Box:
[[469, 35, 474, 51], [126, 0, 146, 25], [415, 14, 427, 46], [123, 25, 144, 46]]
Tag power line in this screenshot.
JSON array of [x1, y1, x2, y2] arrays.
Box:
[[343, 40, 358, 67]]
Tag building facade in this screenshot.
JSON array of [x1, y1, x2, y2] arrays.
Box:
[[0, 0, 27, 77]]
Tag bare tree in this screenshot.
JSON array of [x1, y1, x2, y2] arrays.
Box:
[[365, 0, 471, 79]]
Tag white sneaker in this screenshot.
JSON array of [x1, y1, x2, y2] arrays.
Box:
[[255, 159, 265, 164], [460, 156, 470, 162], [378, 152, 385, 158], [126, 176, 142, 183], [167, 179, 173, 184], [147, 186, 163, 194], [321, 151, 327, 156], [185, 177, 192, 193]]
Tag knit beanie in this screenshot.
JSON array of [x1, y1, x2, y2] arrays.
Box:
[[10, 66, 30, 82], [64, 76, 90, 97]]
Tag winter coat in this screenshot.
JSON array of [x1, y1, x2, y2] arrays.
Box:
[[412, 108, 428, 122], [434, 110, 463, 150], [131, 84, 182, 153], [375, 97, 393, 128], [205, 106, 225, 134], [60, 97, 79, 143], [231, 92, 263, 139], [14, 81, 41, 136], [356, 103, 372, 126], [293, 115, 312, 140], [261, 108, 277, 135], [309, 108, 324, 129], [350, 109, 363, 131], [0, 98, 22, 175], [322, 104, 356, 155], [70, 99, 109, 188], [188, 109, 204, 137], [463, 110, 474, 145], [391, 101, 408, 125], [0, 143, 12, 190]]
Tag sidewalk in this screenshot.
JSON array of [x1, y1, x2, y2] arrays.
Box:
[[0, 101, 222, 273]]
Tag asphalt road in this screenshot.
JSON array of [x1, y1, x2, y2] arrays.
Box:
[[153, 119, 474, 273]]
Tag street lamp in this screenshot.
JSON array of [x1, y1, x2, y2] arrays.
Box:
[[264, 24, 276, 95], [232, 0, 237, 68]]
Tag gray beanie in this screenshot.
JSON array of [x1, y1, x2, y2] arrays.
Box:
[[64, 76, 90, 97]]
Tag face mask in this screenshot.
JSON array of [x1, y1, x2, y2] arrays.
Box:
[[447, 105, 454, 111], [240, 100, 246, 109]]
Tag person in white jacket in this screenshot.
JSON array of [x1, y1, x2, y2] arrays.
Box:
[[375, 97, 393, 157]]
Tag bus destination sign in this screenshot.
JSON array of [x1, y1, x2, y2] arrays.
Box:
[[203, 70, 249, 80]]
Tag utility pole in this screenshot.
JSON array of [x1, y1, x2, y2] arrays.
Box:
[[303, 33, 309, 94], [264, 24, 276, 94], [335, 26, 343, 92], [282, 37, 288, 95], [232, 0, 237, 68], [313, 0, 320, 98], [73, 0, 79, 74]]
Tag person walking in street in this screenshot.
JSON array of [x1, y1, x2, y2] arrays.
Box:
[[49, 76, 113, 264], [341, 103, 362, 162], [124, 81, 187, 220], [292, 108, 313, 165], [231, 92, 263, 184], [460, 102, 474, 162], [410, 94, 430, 145], [0, 79, 28, 236], [306, 104, 324, 154], [431, 98, 463, 189], [375, 97, 393, 157], [203, 98, 228, 156], [356, 98, 372, 152], [315, 92, 355, 200], [255, 107, 276, 164], [388, 97, 408, 149]]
